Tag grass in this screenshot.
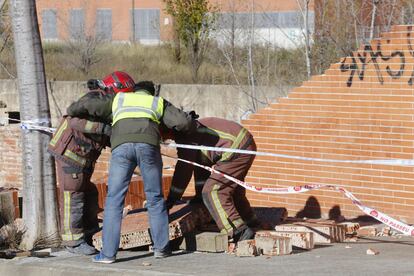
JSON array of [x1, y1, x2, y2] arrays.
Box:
[[0, 41, 309, 86]]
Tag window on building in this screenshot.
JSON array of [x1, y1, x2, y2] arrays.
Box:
[[132, 9, 160, 42], [96, 9, 112, 41], [41, 9, 57, 39], [70, 9, 85, 40], [216, 11, 315, 31]]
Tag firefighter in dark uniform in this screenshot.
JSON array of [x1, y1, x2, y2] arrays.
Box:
[[165, 117, 259, 242], [48, 71, 135, 255]]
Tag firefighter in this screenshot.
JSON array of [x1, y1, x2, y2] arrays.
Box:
[[165, 117, 259, 242], [48, 71, 134, 255], [66, 78, 196, 263]]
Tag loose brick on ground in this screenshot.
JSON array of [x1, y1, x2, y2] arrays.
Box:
[[356, 226, 378, 237], [275, 224, 335, 244], [93, 204, 211, 250], [256, 230, 314, 250], [236, 240, 258, 257]]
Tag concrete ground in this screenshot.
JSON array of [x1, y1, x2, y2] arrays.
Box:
[[1, 236, 414, 276]]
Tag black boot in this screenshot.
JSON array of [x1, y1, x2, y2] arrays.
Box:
[[233, 226, 255, 243]]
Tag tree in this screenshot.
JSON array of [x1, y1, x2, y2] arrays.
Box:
[[0, 0, 14, 78], [164, 0, 218, 83], [57, 1, 104, 77], [296, 0, 312, 77], [10, 0, 59, 250]]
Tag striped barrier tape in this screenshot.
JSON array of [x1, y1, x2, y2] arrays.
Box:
[[163, 154, 414, 236], [4, 119, 414, 234], [164, 142, 414, 166], [8, 118, 56, 133]]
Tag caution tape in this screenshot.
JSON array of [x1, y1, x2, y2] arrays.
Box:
[[164, 142, 414, 166], [8, 118, 56, 133], [3, 119, 413, 234], [164, 154, 414, 236]]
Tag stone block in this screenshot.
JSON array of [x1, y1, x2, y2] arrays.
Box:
[[180, 231, 228, 252], [257, 230, 314, 250], [255, 235, 292, 256]]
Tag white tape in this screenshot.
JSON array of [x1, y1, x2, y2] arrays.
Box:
[[20, 123, 55, 133], [164, 154, 414, 236], [164, 142, 414, 166]]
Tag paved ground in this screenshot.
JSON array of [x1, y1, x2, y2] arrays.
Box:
[[1, 236, 414, 276]]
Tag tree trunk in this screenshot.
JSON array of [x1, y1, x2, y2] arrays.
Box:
[[10, 0, 59, 250], [369, 0, 378, 41]]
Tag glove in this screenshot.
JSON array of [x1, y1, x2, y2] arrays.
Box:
[[135, 81, 158, 96], [187, 110, 199, 120], [87, 79, 99, 90], [102, 124, 112, 136]]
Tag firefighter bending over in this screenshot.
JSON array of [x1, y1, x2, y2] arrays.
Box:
[[165, 117, 259, 243]]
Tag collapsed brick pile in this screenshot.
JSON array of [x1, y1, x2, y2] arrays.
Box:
[[92, 202, 396, 258]]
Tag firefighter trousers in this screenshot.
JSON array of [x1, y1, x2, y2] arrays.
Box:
[[56, 161, 99, 246], [200, 141, 257, 237]]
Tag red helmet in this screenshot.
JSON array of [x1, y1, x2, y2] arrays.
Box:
[[101, 71, 135, 93]]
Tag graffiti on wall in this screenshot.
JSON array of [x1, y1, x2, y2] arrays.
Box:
[[340, 26, 414, 87]]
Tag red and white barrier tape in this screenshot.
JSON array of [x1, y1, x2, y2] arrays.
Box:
[[168, 155, 414, 236]]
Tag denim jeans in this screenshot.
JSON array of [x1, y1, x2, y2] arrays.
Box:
[[101, 143, 169, 258]]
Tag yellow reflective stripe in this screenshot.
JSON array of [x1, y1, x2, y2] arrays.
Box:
[[50, 119, 68, 146], [84, 121, 95, 132], [63, 150, 87, 166], [220, 128, 248, 162], [200, 149, 211, 162], [211, 184, 232, 231], [62, 191, 83, 241], [61, 233, 83, 240], [198, 127, 248, 162], [63, 191, 72, 238], [112, 93, 163, 125]]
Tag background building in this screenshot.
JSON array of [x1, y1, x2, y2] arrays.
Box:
[[36, 0, 315, 48]]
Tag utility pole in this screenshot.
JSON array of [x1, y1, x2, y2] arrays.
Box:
[[10, 0, 59, 250]]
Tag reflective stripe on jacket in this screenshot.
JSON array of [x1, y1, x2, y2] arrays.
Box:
[[112, 92, 164, 126], [48, 117, 107, 170], [199, 127, 249, 163]]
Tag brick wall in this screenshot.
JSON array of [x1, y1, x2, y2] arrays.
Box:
[[0, 127, 192, 200], [243, 25, 414, 223], [0, 125, 22, 189], [4, 25, 414, 222]]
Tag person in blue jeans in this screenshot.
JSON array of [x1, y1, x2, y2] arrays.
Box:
[[67, 75, 195, 263]]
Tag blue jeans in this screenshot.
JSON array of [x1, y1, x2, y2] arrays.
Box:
[[101, 143, 169, 258]]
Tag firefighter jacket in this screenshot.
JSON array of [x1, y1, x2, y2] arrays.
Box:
[[67, 89, 196, 150], [48, 116, 110, 171], [168, 117, 255, 201]]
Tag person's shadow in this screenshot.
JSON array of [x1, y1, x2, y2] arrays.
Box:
[[295, 196, 321, 219]]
